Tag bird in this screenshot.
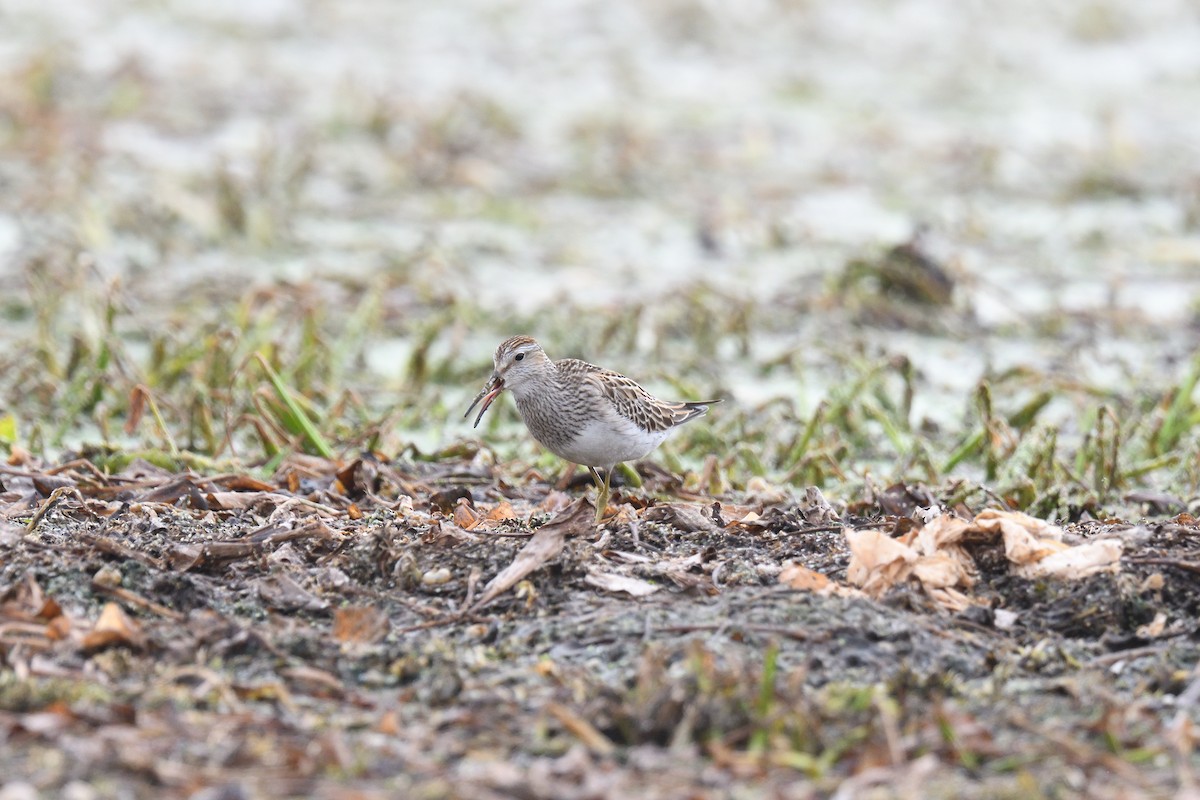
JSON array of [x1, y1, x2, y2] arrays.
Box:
[[465, 335, 721, 523]]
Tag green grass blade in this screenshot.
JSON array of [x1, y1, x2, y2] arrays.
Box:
[[254, 353, 335, 459]]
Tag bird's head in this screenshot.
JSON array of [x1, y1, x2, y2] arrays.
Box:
[[464, 335, 550, 427]]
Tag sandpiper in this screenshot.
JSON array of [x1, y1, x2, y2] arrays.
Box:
[[466, 335, 721, 522]]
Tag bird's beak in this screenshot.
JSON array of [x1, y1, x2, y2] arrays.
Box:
[[465, 374, 504, 428]]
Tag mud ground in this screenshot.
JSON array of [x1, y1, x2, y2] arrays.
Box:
[[2, 456, 1199, 799]]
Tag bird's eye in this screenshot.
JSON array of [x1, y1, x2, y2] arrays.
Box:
[[515, 353, 525, 361]]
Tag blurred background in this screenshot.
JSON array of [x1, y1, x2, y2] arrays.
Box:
[[2, 0, 1199, 502]]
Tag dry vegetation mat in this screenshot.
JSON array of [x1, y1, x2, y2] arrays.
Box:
[[3, 452, 1200, 798]]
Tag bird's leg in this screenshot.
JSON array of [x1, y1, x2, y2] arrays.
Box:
[[588, 466, 613, 523]]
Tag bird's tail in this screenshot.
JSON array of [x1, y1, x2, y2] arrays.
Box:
[[674, 398, 722, 425]]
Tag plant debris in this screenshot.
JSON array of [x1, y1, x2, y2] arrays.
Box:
[[1, 454, 1199, 796]]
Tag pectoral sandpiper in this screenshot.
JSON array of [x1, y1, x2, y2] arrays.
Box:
[[466, 335, 721, 522]]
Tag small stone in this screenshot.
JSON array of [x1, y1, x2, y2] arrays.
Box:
[[93, 565, 123, 588], [994, 609, 1019, 630], [0, 782, 38, 800], [62, 782, 98, 800]]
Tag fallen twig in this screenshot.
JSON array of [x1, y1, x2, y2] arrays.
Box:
[[545, 702, 616, 756], [1127, 557, 1200, 575], [91, 581, 185, 621]]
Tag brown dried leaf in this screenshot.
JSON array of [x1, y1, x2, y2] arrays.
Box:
[[376, 710, 402, 736], [779, 562, 832, 592], [45, 614, 71, 640], [974, 509, 1065, 564], [0, 573, 61, 622], [217, 475, 278, 492], [1016, 539, 1123, 580], [845, 510, 1122, 608], [207, 491, 274, 510], [334, 458, 371, 497], [913, 515, 972, 551], [332, 605, 389, 644], [82, 602, 144, 652], [910, 553, 972, 590], [845, 529, 916, 596], [485, 500, 517, 521], [471, 499, 592, 612], [453, 499, 482, 530], [124, 385, 148, 435], [166, 544, 205, 571], [134, 477, 199, 504]]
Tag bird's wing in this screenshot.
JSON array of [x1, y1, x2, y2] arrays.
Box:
[[557, 358, 716, 434]]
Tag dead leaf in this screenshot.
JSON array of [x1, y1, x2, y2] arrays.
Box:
[[376, 710, 402, 735], [0, 573, 62, 622], [1136, 611, 1167, 639], [800, 485, 839, 523], [454, 499, 482, 530], [471, 499, 592, 612], [485, 500, 517, 521], [539, 490, 574, 513], [82, 602, 144, 652], [1016, 538, 1122, 580], [845, 529, 916, 596], [910, 552, 973, 590], [545, 701, 616, 756], [332, 605, 389, 645], [584, 571, 659, 597], [206, 491, 272, 510], [166, 544, 204, 571], [974, 509, 1063, 562], [643, 503, 719, 533], [779, 562, 832, 592], [335, 458, 379, 498], [217, 474, 277, 492], [258, 574, 329, 612], [844, 510, 1123, 608], [124, 385, 148, 435], [46, 615, 72, 640]]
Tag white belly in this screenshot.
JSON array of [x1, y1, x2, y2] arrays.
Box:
[[549, 417, 671, 468]]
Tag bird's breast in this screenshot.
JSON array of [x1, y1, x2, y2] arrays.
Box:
[[515, 391, 669, 467], [551, 418, 670, 467]]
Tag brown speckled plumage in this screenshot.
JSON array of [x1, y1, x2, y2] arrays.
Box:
[[559, 358, 712, 434], [465, 336, 720, 520], [483, 335, 717, 449]]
